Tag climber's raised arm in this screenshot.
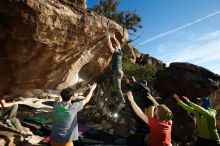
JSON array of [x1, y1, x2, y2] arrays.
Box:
[[0, 99, 5, 109], [147, 93, 159, 107], [82, 83, 97, 106], [127, 91, 148, 124]]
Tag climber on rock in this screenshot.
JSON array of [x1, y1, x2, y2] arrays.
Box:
[[107, 32, 125, 109]]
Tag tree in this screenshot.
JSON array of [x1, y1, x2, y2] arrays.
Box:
[[92, 0, 142, 32]]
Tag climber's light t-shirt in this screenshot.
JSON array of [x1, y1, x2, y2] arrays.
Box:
[[51, 101, 83, 142]]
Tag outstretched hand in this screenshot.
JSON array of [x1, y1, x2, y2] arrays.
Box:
[[182, 96, 190, 103], [173, 94, 180, 101], [106, 33, 111, 39], [147, 93, 159, 106], [106, 32, 113, 39], [88, 83, 97, 91], [127, 91, 134, 101], [112, 33, 116, 38], [147, 93, 154, 100], [131, 76, 136, 82]]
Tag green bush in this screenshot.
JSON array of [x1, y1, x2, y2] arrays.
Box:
[[123, 58, 158, 83]]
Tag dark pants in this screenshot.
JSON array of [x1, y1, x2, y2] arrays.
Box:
[[0, 104, 23, 132], [195, 137, 220, 146], [113, 69, 125, 103]]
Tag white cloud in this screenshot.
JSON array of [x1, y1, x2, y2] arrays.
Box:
[[207, 63, 220, 70], [206, 63, 220, 75], [157, 44, 167, 53], [214, 70, 220, 75], [175, 40, 220, 62], [194, 53, 220, 64], [157, 33, 220, 75], [197, 30, 220, 41], [138, 10, 220, 46]]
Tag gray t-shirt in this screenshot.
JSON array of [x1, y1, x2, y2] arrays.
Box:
[[51, 101, 83, 142]]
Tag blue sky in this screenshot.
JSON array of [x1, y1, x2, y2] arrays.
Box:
[[88, 0, 220, 75]]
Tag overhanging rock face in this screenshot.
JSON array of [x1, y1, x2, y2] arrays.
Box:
[[0, 0, 128, 96], [154, 62, 220, 98]]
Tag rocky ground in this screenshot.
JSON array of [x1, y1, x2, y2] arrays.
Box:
[[0, 97, 54, 146], [0, 96, 146, 146]]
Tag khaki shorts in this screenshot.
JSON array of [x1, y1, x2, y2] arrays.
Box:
[[51, 140, 73, 146]]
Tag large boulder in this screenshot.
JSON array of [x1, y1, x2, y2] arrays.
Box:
[[154, 62, 220, 99], [0, 0, 128, 97]]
